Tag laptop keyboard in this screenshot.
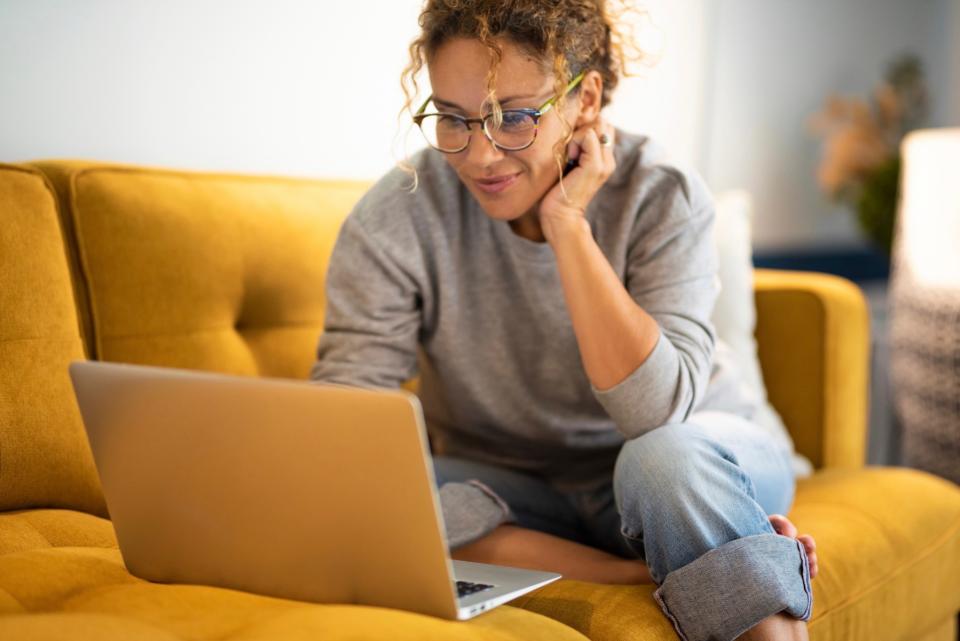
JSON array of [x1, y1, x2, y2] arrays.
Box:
[[456, 580, 495, 598]]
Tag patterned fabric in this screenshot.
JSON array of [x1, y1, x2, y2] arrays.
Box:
[[889, 266, 960, 484]]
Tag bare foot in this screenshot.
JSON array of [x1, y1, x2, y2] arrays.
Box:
[[768, 514, 818, 579]]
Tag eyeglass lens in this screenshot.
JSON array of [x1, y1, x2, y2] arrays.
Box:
[[418, 111, 537, 152]]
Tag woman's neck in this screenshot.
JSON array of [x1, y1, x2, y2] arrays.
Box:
[[508, 210, 546, 243]]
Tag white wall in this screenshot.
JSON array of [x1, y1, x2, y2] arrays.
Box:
[[0, 0, 425, 178], [604, 0, 708, 169]]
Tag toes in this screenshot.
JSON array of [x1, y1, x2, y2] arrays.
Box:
[[768, 516, 819, 579], [798, 535, 819, 579], [768, 514, 798, 538]]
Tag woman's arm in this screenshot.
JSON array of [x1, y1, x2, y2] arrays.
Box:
[[310, 213, 423, 390], [538, 123, 719, 439], [545, 169, 720, 439], [548, 216, 661, 392]]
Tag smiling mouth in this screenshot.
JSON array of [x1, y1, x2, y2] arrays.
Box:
[[475, 172, 521, 194]]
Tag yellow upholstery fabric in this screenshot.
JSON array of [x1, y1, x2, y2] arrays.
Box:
[[0, 164, 106, 516], [915, 617, 959, 641], [511, 467, 960, 641], [793, 468, 960, 640], [31, 160, 370, 380], [0, 509, 115, 556], [754, 269, 870, 470], [0, 510, 589, 641]]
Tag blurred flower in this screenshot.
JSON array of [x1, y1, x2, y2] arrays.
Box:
[[811, 96, 893, 197], [808, 53, 928, 254]]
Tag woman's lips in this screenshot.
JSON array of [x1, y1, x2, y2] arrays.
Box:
[[475, 172, 520, 194]]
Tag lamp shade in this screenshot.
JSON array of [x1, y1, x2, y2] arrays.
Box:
[[896, 129, 960, 289], [888, 128, 960, 484]]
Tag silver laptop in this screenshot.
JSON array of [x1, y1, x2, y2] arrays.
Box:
[[68, 360, 560, 620]]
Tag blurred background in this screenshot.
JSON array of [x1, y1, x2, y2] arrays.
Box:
[[2, 0, 958, 468]]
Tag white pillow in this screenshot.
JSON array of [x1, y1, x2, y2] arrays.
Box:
[[711, 190, 814, 478]]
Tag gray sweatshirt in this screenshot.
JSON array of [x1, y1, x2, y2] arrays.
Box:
[[310, 129, 806, 488]]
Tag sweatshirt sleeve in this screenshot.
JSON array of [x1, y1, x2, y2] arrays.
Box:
[[590, 169, 720, 439], [309, 212, 422, 390]]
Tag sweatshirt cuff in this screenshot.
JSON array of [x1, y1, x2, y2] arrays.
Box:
[[589, 331, 683, 439]]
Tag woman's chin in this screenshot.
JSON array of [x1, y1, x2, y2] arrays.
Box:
[[471, 193, 536, 222]]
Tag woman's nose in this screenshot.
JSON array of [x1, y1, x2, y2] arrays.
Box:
[[463, 123, 505, 167]]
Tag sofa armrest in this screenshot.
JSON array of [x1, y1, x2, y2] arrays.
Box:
[[753, 269, 870, 470]]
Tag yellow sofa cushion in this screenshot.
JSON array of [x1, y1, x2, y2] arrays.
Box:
[[2, 467, 956, 641], [511, 467, 960, 641], [0, 164, 106, 517], [0, 510, 590, 641], [32, 160, 370, 379]]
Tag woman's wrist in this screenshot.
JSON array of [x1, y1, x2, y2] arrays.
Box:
[[542, 211, 591, 247]]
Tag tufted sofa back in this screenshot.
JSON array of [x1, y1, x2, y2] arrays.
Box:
[[30, 161, 370, 379]]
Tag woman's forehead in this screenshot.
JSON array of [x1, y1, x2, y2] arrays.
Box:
[[427, 37, 553, 109]]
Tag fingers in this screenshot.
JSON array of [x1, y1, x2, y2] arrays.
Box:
[[551, 117, 616, 211], [580, 129, 603, 173], [566, 137, 581, 163], [566, 118, 615, 173], [580, 122, 615, 174], [598, 119, 616, 163]]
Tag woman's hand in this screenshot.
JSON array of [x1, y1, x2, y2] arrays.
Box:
[[539, 116, 617, 245]]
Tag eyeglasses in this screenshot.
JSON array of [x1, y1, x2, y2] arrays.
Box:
[[413, 71, 586, 154]]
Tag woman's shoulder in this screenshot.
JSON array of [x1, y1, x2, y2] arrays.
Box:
[[332, 148, 466, 265], [607, 127, 714, 229], [346, 147, 461, 232]]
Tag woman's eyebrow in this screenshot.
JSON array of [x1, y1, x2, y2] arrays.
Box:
[[432, 93, 538, 110]]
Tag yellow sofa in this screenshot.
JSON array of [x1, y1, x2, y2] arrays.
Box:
[[1, 160, 958, 641]]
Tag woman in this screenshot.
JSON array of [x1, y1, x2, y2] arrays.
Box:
[[311, 1, 818, 639]]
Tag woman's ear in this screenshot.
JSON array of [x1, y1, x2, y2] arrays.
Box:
[[574, 70, 604, 127]]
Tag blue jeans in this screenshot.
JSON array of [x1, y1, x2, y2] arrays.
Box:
[[432, 410, 813, 641]]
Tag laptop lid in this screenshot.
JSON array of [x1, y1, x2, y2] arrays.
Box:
[[68, 360, 462, 619]]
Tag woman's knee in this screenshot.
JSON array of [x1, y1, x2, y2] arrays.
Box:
[[612, 423, 780, 575], [612, 422, 756, 524], [614, 423, 723, 490]]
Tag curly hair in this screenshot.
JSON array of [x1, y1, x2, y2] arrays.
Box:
[[397, 0, 649, 190]]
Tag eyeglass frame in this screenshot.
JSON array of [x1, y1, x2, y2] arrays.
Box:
[[413, 70, 586, 153]]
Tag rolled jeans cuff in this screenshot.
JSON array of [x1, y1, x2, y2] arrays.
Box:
[[439, 480, 515, 550], [652, 533, 813, 641]]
